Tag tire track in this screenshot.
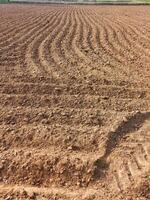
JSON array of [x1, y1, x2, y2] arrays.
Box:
[[100, 111, 150, 192]]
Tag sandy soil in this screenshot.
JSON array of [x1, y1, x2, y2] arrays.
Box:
[[0, 4, 150, 200]]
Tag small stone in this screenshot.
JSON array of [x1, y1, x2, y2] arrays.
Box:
[[76, 181, 81, 186], [102, 96, 109, 100], [28, 191, 37, 199], [21, 189, 28, 197], [67, 146, 73, 150], [0, 164, 4, 170], [67, 145, 79, 151], [5, 196, 12, 200]]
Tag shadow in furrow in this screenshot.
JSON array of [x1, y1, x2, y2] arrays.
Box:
[[93, 111, 150, 180]]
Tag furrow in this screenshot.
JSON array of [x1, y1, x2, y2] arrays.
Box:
[[0, 147, 103, 187], [0, 83, 149, 98], [24, 9, 63, 76], [0, 94, 149, 111], [0, 106, 125, 127]]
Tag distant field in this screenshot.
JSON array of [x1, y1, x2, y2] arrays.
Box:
[[4, 0, 150, 3], [0, 0, 8, 3]]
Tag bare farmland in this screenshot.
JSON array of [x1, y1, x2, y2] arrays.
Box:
[[0, 4, 150, 200]]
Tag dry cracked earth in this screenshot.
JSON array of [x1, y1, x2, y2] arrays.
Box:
[[0, 4, 150, 200]]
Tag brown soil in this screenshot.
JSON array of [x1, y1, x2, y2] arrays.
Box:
[[0, 4, 150, 200]]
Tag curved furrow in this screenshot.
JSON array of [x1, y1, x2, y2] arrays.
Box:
[[102, 19, 129, 64], [75, 8, 112, 82], [73, 8, 103, 82], [83, 8, 122, 79], [116, 17, 150, 59], [81, 8, 118, 78], [0, 12, 52, 52], [0, 7, 54, 42], [45, 9, 75, 80], [0, 12, 55, 69], [126, 25, 150, 59], [0, 20, 17, 32], [0, 14, 14, 26], [8, 11, 59, 75], [36, 11, 67, 78], [93, 8, 132, 50], [70, 9, 87, 63], [58, 9, 77, 62], [70, 7, 104, 80], [0, 13, 51, 66], [108, 18, 150, 71], [76, 9, 92, 64], [114, 19, 150, 81], [103, 17, 131, 53], [120, 14, 150, 43], [0, 14, 33, 37], [89, 9, 143, 80], [78, 7, 150, 84], [100, 18, 142, 78], [81, 8, 129, 80], [81, 9, 117, 80], [36, 8, 69, 80], [81, 10, 97, 54], [83, 9, 120, 57], [0, 15, 31, 38], [23, 9, 63, 76], [0, 16, 41, 49], [55, 8, 84, 82], [62, 9, 80, 60], [89, 11, 124, 65], [102, 15, 150, 76], [0, 7, 53, 37], [0, 14, 39, 45], [57, 9, 72, 60], [58, 7, 95, 82], [53, 9, 73, 75], [70, 8, 94, 81], [131, 18, 150, 34]]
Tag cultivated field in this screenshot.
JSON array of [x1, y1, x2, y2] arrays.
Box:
[[0, 4, 150, 200]]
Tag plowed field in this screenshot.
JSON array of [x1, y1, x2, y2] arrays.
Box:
[[0, 4, 150, 200]]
